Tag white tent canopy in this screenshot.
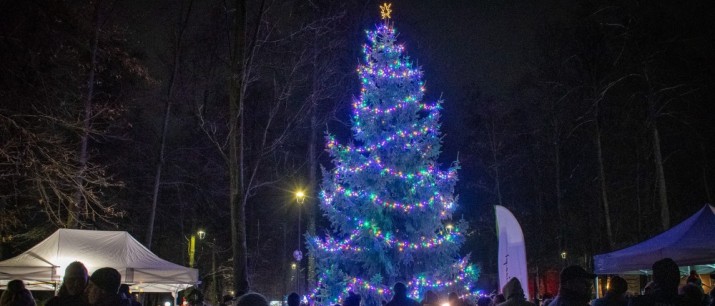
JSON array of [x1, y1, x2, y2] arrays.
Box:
[[0, 229, 198, 293]]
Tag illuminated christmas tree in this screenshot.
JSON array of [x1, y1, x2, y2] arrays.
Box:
[[308, 4, 479, 306]]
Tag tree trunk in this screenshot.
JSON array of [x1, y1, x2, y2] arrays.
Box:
[[307, 107, 317, 289], [652, 124, 669, 230], [230, 0, 249, 296], [551, 115, 564, 252], [307, 31, 319, 290], [649, 95, 669, 230], [146, 0, 193, 250], [595, 108, 614, 249], [69, 0, 102, 228], [700, 142, 713, 204], [489, 120, 503, 207]]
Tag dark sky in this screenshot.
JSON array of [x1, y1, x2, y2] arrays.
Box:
[[352, 0, 573, 165]]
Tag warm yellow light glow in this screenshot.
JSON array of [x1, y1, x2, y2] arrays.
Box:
[[380, 3, 392, 19], [55, 257, 93, 278], [291, 262, 298, 270], [296, 190, 306, 204], [197, 230, 206, 240], [446, 224, 454, 231], [441, 303, 450, 306]]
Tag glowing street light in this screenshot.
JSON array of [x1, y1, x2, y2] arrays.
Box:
[[189, 229, 206, 268], [294, 189, 306, 294], [296, 190, 306, 204]]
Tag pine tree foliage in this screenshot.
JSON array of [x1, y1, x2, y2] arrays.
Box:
[[308, 21, 479, 306]]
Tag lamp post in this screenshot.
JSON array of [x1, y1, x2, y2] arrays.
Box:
[[189, 229, 206, 268], [294, 190, 306, 293]]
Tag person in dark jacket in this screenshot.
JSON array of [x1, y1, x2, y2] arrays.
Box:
[[628, 258, 682, 306], [84, 267, 123, 306], [0, 279, 36, 306], [548, 265, 596, 306], [590, 276, 627, 306], [498, 278, 535, 306], [386, 283, 419, 306], [46, 261, 90, 306], [344, 291, 362, 306], [680, 283, 704, 306], [421, 291, 439, 306], [118, 284, 141, 306], [287, 292, 300, 306]]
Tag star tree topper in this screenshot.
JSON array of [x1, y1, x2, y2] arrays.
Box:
[[380, 2, 392, 19]]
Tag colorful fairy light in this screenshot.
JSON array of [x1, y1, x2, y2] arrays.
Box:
[[308, 15, 478, 306], [308, 259, 480, 303], [321, 185, 455, 214], [311, 221, 462, 253]]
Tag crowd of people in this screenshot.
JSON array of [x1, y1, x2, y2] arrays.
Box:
[[292, 258, 712, 306], [1, 257, 714, 306], [0, 262, 140, 306]]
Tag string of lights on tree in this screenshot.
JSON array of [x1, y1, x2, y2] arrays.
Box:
[[307, 4, 479, 305], [308, 259, 480, 305]]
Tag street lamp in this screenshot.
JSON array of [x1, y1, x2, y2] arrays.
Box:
[[296, 190, 306, 204], [295, 190, 305, 260], [294, 190, 306, 293], [189, 229, 206, 268]]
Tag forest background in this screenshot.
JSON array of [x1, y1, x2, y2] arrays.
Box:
[[1, 0, 714, 302]]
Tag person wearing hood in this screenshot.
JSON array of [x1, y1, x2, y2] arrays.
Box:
[[498, 278, 535, 306]]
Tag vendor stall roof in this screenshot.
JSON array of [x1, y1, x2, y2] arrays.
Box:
[[0, 229, 198, 292], [594, 204, 715, 275]]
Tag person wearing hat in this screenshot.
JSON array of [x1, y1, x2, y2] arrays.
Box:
[[548, 265, 596, 306], [84, 267, 123, 306], [46, 261, 90, 306], [629, 258, 683, 306]]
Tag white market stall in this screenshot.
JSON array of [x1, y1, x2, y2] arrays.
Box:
[[0, 229, 198, 293]]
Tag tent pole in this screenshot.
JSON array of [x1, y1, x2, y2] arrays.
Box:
[[595, 276, 600, 298]]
